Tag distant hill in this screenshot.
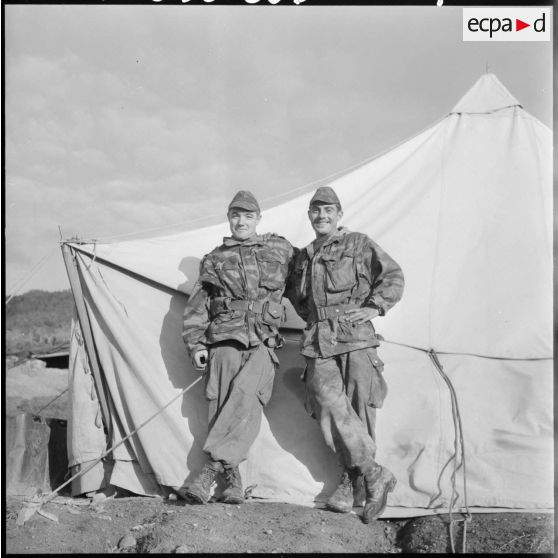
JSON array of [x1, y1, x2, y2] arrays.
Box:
[[5, 290, 74, 357]]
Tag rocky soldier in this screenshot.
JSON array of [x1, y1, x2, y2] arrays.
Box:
[[286, 186, 404, 523], [179, 190, 293, 505]]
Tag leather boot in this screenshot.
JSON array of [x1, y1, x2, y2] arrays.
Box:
[[179, 460, 222, 504], [326, 468, 359, 513], [352, 474, 365, 508], [362, 465, 397, 523], [221, 465, 244, 505]]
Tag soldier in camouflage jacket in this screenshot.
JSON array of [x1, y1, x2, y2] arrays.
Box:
[[179, 190, 294, 507], [285, 186, 404, 523]]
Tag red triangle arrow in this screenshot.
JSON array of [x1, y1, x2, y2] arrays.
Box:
[[516, 19, 530, 31]]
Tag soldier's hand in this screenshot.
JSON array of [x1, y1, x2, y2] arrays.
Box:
[[344, 307, 379, 324], [193, 350, 209, 371]]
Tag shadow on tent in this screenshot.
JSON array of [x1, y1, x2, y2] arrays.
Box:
[[159, 256, 210, 485]]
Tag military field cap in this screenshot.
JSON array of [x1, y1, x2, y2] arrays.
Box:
[[228, 190, 260, 212], [309, 186, 342, 209]]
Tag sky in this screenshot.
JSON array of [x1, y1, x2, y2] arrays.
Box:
[[4, 4, 553, 294]]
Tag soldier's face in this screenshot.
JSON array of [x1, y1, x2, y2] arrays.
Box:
[[308, 203, 342, 237], [228, 208, 261, 240]]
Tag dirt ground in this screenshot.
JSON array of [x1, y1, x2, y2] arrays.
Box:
[[4, 362, 555, 555], [4, 493, 554, 554]]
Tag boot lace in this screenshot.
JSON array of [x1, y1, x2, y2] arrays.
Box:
[[337, 470, 352, 492], [199, 465, 216, 490], [224, 467, 240, 486]]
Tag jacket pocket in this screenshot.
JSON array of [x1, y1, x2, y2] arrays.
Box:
[[336, 319, 376, 342], [256, 250, 287, 290], [256, 349, 277, 406], [322, 251, 356, 293], [214, 256, 241, 289], [216, 255, 240, 273], [207, 311, 245, 340], [262, 302, 284, 328], [300, 364, 317, 418], [204, 350, 218, 401], [365, 349, 387, 408]]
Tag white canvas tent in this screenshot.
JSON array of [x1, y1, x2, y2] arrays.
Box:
[[62, 73, 552, 517]]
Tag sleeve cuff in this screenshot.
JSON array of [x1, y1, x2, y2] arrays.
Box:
[[189, 343, 208, 357], [366, 300, 385, 316]]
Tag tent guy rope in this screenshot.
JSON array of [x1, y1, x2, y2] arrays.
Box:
[[428, 349, 472, 554], [5, 245, 60, 305], [380, 339, 551, 362], [34, 387, 70, 417], [281, 335, 551, 362], [18, 375, 203, 524]]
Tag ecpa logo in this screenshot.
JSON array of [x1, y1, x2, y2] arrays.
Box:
[[463, 8, 551, 42]]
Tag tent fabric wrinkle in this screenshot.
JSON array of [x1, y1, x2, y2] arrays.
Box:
[[64, 73, 553, 516]]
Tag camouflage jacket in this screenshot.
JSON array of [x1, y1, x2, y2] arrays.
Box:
[[182, 234, 294, 356], [285, 227, 404, 358]]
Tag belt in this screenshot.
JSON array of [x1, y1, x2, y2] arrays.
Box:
[[310, 303, 361, 322], [210, 297, 284, 317]]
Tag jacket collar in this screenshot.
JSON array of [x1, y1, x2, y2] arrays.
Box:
[[304, 227, 349, 257], [222, 234, 265, 247]]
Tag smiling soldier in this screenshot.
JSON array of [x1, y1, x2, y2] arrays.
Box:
[[286, 186, 404, 523], [179, 190, 293, 506]]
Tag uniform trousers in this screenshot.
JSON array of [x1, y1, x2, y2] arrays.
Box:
[[203, 341, 276, 467], [304, 346, 387, 474]]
